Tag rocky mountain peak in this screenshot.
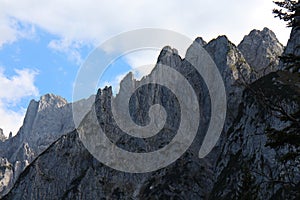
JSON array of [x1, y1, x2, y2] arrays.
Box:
[[3, 27, 300, 199], [238, 27, 283, 76], [204, 35, 253, 83], [38, 93, 68, 111], [159, 46, 179, 57], [157, 46, 182, 66], [195, 37, 207, 46], [200, 35, 254, 130], [0, 128, 6, 141], [157, 46, 180, 64], [117, 72, 135, 98]]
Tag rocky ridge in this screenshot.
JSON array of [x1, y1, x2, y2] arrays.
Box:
[[2, 27, 297, 199], [0, 94, 94, 197], [0, 129, 6, 142], [238, 27, 284, 77]]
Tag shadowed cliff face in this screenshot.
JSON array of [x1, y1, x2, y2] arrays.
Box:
[[2, 27, 299, 199], [211, 23, 300, 200]]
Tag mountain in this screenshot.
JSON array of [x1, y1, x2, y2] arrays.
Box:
[[211, 26, 300, 199], [238, 27, 284, 77], [2, 27, 299, 199], [210, 70, 300, 199], [0, 94, 94, 197], [0, 129, 6, 142]]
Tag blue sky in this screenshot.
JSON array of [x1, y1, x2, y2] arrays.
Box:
[[0, 27, 84, 101], [0, 0, 292, 136]]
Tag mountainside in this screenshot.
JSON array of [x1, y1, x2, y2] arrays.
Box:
[[238, 27, 283, 77], [210, 70, 300, 199], [0, 129, 6, 142], [2, 27, 300, 199], [0, 94, 94, 197]]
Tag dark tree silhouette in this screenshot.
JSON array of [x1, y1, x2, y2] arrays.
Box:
[[273, 0, 300, 27], [262, 1, 300, 198]]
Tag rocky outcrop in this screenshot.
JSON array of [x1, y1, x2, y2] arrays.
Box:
[[204, 35, 254, 129], [0, 94, 94, 197], [238, 27, 283, 77], [0, 129, 6, 141], [0, 158, 13, 196], [211, 23, 300, 200], [3, 44, 215, 199], [279, 22, 300, 72], [210, 70, 300, 199], [2, 36, 250, 199], [2, 27, 294, 199]]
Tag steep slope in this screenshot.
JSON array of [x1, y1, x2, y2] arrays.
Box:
[[0, 129, 6, 142], [2, 27, 287, 199], [211, 24, 300, 200], [3, 44, 215, 199], [204, 35, 253, 128], [3, 127, 214, 200], [210, 71, 300, 199], [0, 94, 94, 197], [0, 158, 13, 196], [3, 35, 256, 199], [279, 26, 300, 72], [238, 27, 284, 77]]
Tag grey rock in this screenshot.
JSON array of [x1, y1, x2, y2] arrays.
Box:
[[0, 158, 13, 196], [211, 25, 300, 199], [195, 37, 207, 46], [0, 129, 6, 142], [0, 94, 95, 197], [2, 35, 244, 199], [279, 23, 300, 72], [210, 71, 300, 199], [238, 27, 283, 77], [3, 27, 298, 199], [204, 35, 253, 130], [3, 44, 215, 199]]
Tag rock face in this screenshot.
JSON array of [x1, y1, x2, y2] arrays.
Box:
[[203, 35, 253, 129], [3, 43, 215, 199], [0, 158, 13, 196], [279, 25, 300, 72], [238, 27, 283, 77], [0, 129, 6, 141], [2, 27, 297, 199], [211, 22, 300, 200], [0, 94, 94, 197], [210, 71, 300, 199]]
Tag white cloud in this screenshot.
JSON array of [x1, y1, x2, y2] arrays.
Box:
[[48, 39, 85, 65], [0, 0, 293, 133], [0, 68, 39, 136], [0, 15, 35, 48], [0, 0, 291, 51]]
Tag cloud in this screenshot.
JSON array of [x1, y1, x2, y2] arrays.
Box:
[[48, 39, 84, 65], [0, 68, 39, 136], [0, 0, 292, 133], [0, 0, 291, 52], [0, 15, 35, 48]]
